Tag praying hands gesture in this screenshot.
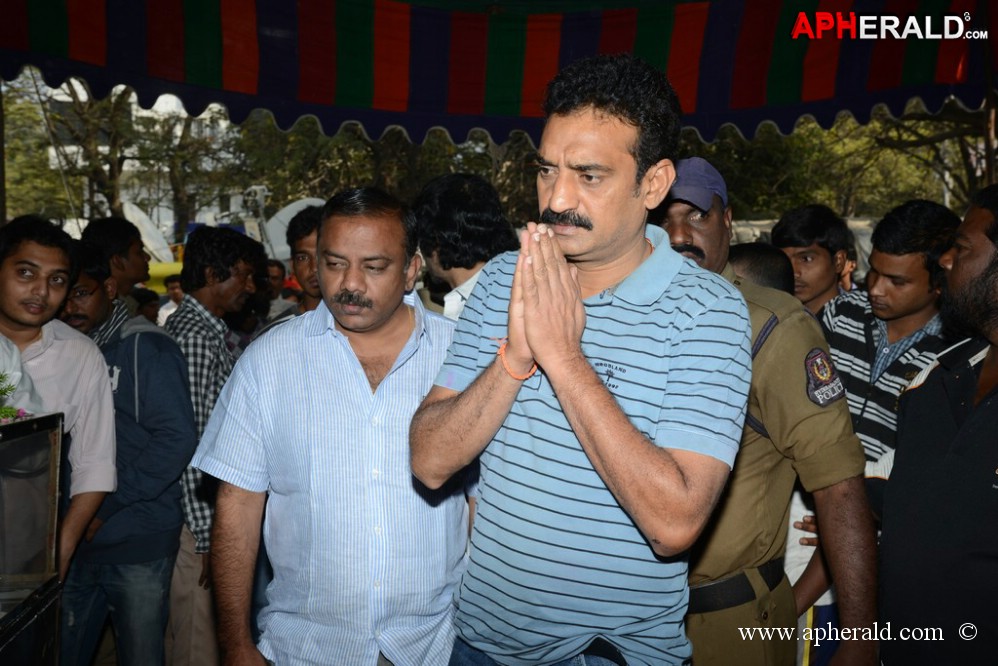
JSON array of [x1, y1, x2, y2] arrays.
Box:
[[503, 222, 587, 377]]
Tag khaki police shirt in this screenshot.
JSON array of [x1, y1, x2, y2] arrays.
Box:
[[688, 264, 865, 585]]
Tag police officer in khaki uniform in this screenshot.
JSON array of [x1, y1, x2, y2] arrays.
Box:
[[656, 158, 877, 666]]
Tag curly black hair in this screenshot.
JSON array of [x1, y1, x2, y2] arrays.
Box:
[[411, 174, 518, 270], [543, 53, 683, 183], [286, 205, 322, 251], [771, 204, 854, 257], [0, 215, 79, 283], [873, 200, 960, 290], [181, 227, 267, 293]]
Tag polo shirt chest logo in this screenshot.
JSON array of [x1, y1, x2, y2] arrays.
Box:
[[593, 360, 625, 390]]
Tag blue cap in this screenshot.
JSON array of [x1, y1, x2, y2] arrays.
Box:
[[667, 157, 728, 212]]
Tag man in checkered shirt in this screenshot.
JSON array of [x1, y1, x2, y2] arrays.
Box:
[[164, 226, 266, 666]]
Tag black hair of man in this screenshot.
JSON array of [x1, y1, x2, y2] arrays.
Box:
[[872, 200, 960, 290], [728, 242, 795, 294], [286, 205, 323, 249], [411, 173, 519, 271], [771, 204, 854, 257], [542, 53, 683, 183], [131, 287, 160, 308], [76, 242, 112, 284], [80, 216, 142, 264], [969, 184, 998, 245], [164, 274, 182, 287], [321, 187, 417, 261], [180, 226, 267, 293], [266, 258, 286, 278], [1, 215, 79, 283]]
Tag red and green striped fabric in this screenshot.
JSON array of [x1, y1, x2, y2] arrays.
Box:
[[0, 0, 994, 140]]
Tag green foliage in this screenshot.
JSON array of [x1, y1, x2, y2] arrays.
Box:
[[7, 63, 984, 235], [3, 76, 83, 219], [0, 371, 19, 420], [681, 110, 947, 220]]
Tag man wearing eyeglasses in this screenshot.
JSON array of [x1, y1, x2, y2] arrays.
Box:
[[60, 241, 197, 666]]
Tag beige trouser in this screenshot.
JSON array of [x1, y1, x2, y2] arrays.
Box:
[[686, 572, 797, 665], [166, 526, 219, 666]]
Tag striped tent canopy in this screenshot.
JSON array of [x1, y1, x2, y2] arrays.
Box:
[[1, 0, 995, 142]]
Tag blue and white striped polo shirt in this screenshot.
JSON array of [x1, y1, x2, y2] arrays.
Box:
[[436, 225, 751, 666]]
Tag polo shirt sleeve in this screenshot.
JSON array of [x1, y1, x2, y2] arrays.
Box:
[[656, 289, 751, 468], [756, 309, 865, 491], [435, 259, 502, 393], [192, 352, 268, 493], [67, 342, 117, 496]]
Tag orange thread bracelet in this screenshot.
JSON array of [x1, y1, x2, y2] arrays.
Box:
[[497, 342, 537, 381]]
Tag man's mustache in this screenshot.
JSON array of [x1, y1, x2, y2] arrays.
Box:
[[671, 243, 706, 261], [332, 291, 373, 308], [539, 208, 594, 231]]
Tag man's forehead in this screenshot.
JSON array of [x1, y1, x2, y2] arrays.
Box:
[[540, 110, 639, 155], [230, 259, 254, 273], [785, 243, 823, 253], [292, 232, 318, 252], [869, 249, 924, 273], [962, 206, 996, 235], [6, 240, 70, 270], [71, 272, 101, 288], [323, 213, 405, 250]]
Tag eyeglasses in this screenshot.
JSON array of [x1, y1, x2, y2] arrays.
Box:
[[69, 286, 100, 304]]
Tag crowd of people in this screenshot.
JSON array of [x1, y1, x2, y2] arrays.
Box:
[[0, 53, 995, 666]]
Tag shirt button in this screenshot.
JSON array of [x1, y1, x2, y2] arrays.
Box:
[[372, 468, 380, 478], [374, 525, 383, 535], [372, 416, 381, 426], [373, 580, 381, 588]]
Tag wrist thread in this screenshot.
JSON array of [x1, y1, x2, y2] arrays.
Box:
[[497, 341, 537, 381]]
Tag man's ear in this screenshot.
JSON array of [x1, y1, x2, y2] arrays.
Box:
[[405, 253, 423, 292], [723, 205, 734, 242], [833, 249, 847, 274], [109, 253, 127, 273], [643, 159, 676, 210], [103, 276, 118, 301]]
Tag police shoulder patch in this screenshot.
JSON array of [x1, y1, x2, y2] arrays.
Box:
[[805, 348, 844, 407]]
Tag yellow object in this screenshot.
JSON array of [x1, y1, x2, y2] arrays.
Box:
[[145, 262, 184, 295]]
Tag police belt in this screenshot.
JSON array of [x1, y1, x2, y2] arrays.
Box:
[[687, 558, 786, 615]]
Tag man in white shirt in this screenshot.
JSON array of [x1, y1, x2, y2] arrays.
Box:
[[411, 174, 519, 320], [194, 188, 469, 665], [158, 274, 184, 326], [0, 216, 116, 580]]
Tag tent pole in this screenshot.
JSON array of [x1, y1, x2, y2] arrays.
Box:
[[0, 84, 6, 224]]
